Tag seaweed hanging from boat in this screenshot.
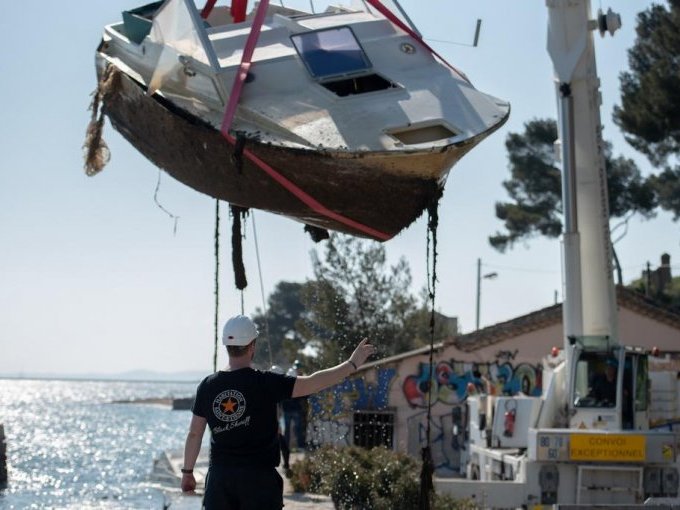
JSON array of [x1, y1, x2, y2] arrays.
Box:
[[419, 187, 442, 510], [231, 134, 247, 174], [304, 224, 330, 243], [231, 205, 249, 290], [83, 65, 116, 176]]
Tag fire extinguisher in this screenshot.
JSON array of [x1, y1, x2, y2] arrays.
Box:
[[504, 400, 517, 438]]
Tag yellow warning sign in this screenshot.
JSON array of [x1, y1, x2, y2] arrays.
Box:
[[663, 443, 674, 460], [570, 434, 645, 462]]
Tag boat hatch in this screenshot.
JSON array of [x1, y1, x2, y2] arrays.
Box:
[[387, 124, 458, 145], [291, 26, 396, 97], [291, 26, 371, 80]]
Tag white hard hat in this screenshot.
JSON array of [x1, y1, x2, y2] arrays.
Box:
[[222, 315, 259, 346]]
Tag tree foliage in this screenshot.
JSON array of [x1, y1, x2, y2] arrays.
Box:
[[299, 234, 455, 368], [490, 118, 656, 252], [614, 0, 680, 166], [492, 3, 680, 251], [251, 281, 306, 367], [613, 0, 680, 219], [300, 234, 427, 368], [628, 275, 680, 313], [251, 235, 454, 370]]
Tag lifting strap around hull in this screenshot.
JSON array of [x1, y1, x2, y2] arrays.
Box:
[[209, 0, 467, 241], [217, 0, 392, 241]]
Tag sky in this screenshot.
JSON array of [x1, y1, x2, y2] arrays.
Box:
[[1, 0, 677, 377]]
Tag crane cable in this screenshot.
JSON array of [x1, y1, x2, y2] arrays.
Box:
[[252, 212, 274, 368], [213, 199, 220, 373]]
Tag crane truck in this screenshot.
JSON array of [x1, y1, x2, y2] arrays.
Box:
[[436, 1, 680, 507]]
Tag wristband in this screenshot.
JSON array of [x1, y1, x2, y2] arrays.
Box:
[[181, 468, 193, 474], [348, 360, 358, 371]]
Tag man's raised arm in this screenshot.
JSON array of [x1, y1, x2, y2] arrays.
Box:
[[292, 338, 376, 398]]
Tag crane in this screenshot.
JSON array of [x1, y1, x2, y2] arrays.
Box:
[[436, 2, 680, 506]]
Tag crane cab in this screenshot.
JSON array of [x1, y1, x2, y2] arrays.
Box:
[[569, 339, 650, 432]]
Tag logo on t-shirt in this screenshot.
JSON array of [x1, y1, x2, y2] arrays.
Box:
[[212, 389, 246, 422]]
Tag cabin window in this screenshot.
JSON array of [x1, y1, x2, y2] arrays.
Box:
[[573, 352, 618, 408], [635, 356, 648, 411], [353, 410, 394, 449], [291, 26, 372, 80]]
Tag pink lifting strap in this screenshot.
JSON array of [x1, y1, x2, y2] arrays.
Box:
[[200, 0, 217, 19], [223, 132, 393, 241], [230, 0, 247, 23], [218, 0, 392, 241], [220, 0, 270, 135], [201, 0, 246, 23], [364, 0, 470, 83]]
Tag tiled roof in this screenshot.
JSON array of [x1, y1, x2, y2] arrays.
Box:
[[454, 303, 561, 352], [617, 287, 680, 330], [454, 286, 680, 353]]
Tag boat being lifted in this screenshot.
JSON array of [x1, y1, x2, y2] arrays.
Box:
[[90, 0, 509, 241]]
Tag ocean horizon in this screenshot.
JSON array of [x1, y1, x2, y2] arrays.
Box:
[[0, 378, 203, 509], [0, 371, 207, 384]]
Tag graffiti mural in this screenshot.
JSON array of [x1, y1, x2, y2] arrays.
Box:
[[308, 367, 397, 418], [407, 409, 466, 476], [306, 367, 397, 446], [307, 419, 352, 447], [402, 360, 542, 407]]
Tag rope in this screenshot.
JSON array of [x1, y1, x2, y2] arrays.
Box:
[[419, 191, 441, 510], [364, 0, 470, 83], [153, 170, 180, 235], [252, 212, 273, 367], [213, 199, 220, 373]]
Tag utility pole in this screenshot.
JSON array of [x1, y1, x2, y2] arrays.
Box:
[[475, 258, 498, 330], [476, 258, 481, 330]]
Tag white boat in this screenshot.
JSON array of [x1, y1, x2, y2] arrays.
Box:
[[90, 0, 509, 240]]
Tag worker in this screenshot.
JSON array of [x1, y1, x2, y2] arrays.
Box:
[[180, 314, 376, 509], [270, 365, 291, 475], [282, 360, 307, 453], [590, 358, 618, 406]]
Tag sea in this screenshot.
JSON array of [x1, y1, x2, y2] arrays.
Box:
[[0, 378, 202, 510]]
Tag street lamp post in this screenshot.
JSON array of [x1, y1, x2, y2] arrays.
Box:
[[475, 258, 498, 330]]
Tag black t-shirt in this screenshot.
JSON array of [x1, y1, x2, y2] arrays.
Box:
[[192, 368, 296, 467]]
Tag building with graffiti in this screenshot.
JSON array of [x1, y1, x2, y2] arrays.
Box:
[[304, 286, 680, 477]]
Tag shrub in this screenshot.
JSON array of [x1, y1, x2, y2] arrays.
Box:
[[289, 445, 477, 509]]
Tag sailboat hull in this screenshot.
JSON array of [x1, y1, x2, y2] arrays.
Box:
[[99, 66, 494, 240]]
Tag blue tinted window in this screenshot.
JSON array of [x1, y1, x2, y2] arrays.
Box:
[[291, 27, 371, 80]]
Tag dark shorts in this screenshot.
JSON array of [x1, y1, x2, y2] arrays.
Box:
[[203, 464, 284, 510]]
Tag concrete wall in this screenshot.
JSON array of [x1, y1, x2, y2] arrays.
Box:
[[618, 307, 680, 350]]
